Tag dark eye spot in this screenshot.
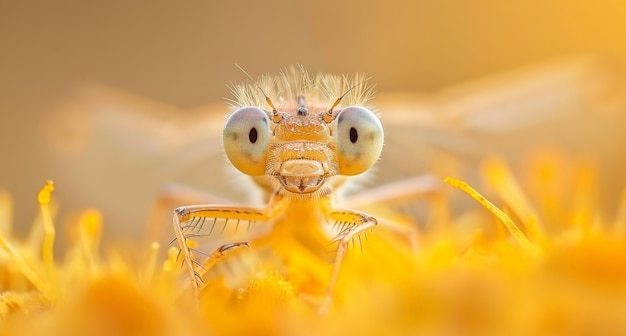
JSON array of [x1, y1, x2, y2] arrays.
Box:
[[349, 127, 358, 143], [249, 127, 258, 143]]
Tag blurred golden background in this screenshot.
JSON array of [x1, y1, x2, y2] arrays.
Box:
[[1, 1, 626, 243]]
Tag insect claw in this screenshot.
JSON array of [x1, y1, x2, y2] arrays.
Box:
[[217, 242, 250, 254]]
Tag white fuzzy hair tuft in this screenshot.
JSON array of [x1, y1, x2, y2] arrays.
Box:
[[226, 65, 375, 112]]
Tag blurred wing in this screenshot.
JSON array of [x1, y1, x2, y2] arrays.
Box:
[[42, 85, 243, 240], [349, 55, 626, 226]]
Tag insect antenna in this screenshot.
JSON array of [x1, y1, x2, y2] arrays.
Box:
[[323, 77, 372, 123], [235, 64, 282, 123]]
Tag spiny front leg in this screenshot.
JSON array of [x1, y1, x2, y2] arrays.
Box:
[[322, 208, 378, 311], [172, 201, 285, 299]]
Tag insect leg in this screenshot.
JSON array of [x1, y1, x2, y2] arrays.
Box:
[[344, 175, 447, 249], [203, 242, 250, 273], [172, 204, 271, 299], [322, 209, 378, 312], [344, 175, 442, 208]]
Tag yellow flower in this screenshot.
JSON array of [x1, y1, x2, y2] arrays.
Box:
[[2, 152, 626, 335]]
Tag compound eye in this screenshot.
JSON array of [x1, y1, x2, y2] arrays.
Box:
[[335, 106, 384, 175], [223, 107, 271, 175]]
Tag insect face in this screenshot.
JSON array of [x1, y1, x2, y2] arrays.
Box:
[[223, 92, 383, 196]]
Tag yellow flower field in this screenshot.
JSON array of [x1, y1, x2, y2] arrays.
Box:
[[1, 151, 625, 336]]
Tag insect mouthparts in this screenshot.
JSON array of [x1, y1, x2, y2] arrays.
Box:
[[279, 159, 326, 194]]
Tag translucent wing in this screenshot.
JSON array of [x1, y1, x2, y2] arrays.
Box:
[[347, 55, 626, 226], [42, 85, 248, 241]]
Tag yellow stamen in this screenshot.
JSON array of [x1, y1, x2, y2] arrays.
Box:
[[37, 180, 54, 205], [613, 188, 626, 235], [78, 209, 103, 274], [141, 241, 160, 286], [0, 191, 13, 236], [38, 181, 56, 278], [0, 233, 49, 296], [482, 158, 544, 242], [163, 246, 180, 273], [571, 159, 597, 233], [444, 177, 539, 256]]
